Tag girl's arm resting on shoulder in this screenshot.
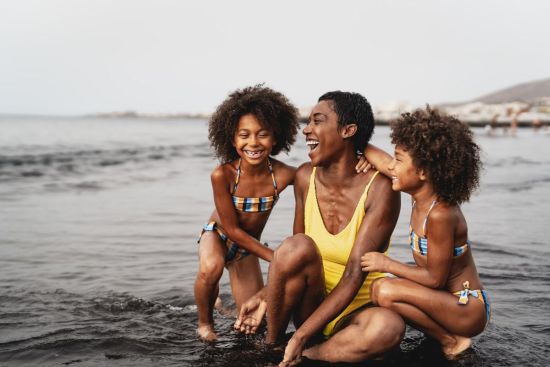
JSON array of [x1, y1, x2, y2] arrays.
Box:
[[362, 144, 393, 178], [210, 168, 274, 262]]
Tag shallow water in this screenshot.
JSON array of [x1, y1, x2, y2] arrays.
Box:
[[1, 116, 549, 366]]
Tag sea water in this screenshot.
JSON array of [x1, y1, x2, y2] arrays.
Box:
[[0, 115, 549, 366]]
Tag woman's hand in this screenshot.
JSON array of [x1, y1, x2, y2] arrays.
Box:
[[234, 292, 267, 335], [361, 252, 389, 273], [279, 334, 306, 367]]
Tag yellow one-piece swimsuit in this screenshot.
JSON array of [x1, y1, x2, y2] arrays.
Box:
[[304, 168, 388, 336]]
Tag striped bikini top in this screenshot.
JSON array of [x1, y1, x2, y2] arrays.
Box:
[[409, 200, 470, 257], [231, 158, 278, 213]]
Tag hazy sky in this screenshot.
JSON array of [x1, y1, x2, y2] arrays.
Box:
[[1, 0, 549, 115]]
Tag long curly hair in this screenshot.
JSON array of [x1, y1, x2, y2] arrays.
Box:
[[208, 85, 300, 163], [390, 107, 482, 204]]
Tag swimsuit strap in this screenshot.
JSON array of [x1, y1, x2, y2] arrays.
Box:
[[232, 158, 278, 197], [232, 158, 242, 194], [409, 200, 416, 232], [267, 158, 278, 196], [422, 200, 438, 237], [409, 199, 438, 237]]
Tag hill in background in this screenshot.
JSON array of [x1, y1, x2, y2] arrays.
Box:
[[471, 77, 550, 104]]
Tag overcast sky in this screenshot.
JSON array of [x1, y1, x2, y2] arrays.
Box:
[[1, 0, 549, 115]]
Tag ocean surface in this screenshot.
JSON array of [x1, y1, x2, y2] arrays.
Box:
[[1, 115, 549, 367]]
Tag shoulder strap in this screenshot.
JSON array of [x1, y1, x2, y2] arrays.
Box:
[[356, 171, 380, 212], [306, 166, 317, 201], [232, 158, 241, 195], [364, 171, 380, 195], [268, 158, 278, 196], [422, 200, 438, 237]]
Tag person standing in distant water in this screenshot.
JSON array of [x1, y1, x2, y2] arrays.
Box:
[[360, 107, 490, 358], [194, 85, 300, 341]]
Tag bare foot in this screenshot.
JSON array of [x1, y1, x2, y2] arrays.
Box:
[[302, 345, 319, 361], [197, 324, 218, 342], [213, 297, 233, 316], [442, 335, 471, 359], [214, 296, 223, 310]]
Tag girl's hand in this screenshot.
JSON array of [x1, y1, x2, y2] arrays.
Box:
[[355, 154, 372, 173], [361, 252, 389, 273], [279, 334, 306, 367]]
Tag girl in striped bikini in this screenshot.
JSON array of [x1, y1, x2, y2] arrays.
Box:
[[359, 107, 490, 358], [194, 85, 300, 341]]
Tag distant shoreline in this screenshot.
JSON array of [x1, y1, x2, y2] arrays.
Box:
[[1, 113, 548, 128], [373, 119, 550, 127]]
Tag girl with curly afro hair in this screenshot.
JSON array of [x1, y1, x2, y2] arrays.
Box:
[[195, 85, 300, 341], [357, 107, 489, 358]]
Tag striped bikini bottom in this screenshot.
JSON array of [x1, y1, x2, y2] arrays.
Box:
[[198, 221, 269, 264], [453, 281, 491, 328]]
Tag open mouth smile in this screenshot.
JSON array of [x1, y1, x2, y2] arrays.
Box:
[[306, 139, 319, 151], [243, 150, 264, 159]]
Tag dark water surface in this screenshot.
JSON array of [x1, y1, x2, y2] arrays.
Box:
[[1, 116, 549, 366]]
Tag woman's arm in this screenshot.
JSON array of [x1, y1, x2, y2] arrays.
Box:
[[210, 166, 274, 262], [361, 207, 455, 289]]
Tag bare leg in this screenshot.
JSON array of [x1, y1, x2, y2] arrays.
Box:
[[372, 278, 486, 357], [266, 234, 325, 343], [227, 254, 264, 312], [194, 231, 226, 341], [303, 307, 405, 363]]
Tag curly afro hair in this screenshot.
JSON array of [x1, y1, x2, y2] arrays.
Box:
[[208, 85, 300, 163], [390, 107, 482, 205], [318, 91, 375, 153]]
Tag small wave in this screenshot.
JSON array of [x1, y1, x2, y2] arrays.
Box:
[[71, 181, 104, 190], [485, 156, 548, 168], [472, 241, 529, 258], [2, 286, 549, 366], [0, 144, 207, 184], [484, 176, 550, 192]]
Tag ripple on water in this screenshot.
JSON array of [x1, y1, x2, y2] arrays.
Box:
[[1, 287, 549, 366]]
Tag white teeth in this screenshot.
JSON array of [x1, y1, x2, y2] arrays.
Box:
[[244, 150, 263, 158], [306, 140, 319, 151]]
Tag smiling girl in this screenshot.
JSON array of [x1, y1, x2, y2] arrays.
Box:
[[358, 107, 489, 358], [194, 85, 299, 341]]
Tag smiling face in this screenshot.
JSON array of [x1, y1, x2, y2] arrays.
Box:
[[232, 114, 276, 166], [388, 145, 426, 193], [303, 100, 347, 167]]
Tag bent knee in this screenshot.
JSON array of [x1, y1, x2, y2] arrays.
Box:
[[363, 309, 405, 351], [371, 278, 399, 308], [273, 234, 319, 270], [197, 257, 224, 283]]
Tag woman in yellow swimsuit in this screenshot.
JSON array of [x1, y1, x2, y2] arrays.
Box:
[[235, 91, 405, 366]]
